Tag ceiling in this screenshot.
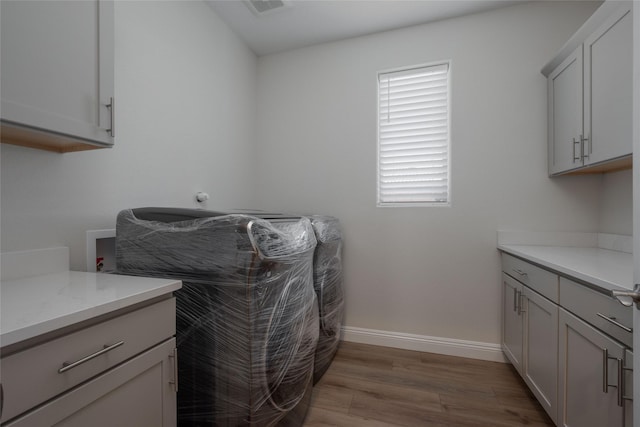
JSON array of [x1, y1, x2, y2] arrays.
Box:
[[206, 0, 526, 56]]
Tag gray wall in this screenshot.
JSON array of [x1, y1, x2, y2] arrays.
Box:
[[253, 1, 606, 344], [599, 170, 633, 235]]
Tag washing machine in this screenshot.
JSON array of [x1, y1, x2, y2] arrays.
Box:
[[115, 207, 319, 426], [308, 216, 344, 383], [233, 212, 345, 384]]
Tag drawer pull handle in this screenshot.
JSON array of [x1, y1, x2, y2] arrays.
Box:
[[596, 313, 632, 333], [58, 341, 124, 374], [513, 269, 528, 277]]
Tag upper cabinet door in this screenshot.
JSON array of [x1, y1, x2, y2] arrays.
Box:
[[548, 46, 584, 175], [583, 4, 633, 166], [0, 0, 114, 151]]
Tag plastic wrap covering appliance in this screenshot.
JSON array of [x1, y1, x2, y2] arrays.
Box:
[[228, 211, 345, 385], [309, 216, 344, 383], [115, 208, 319, 426]]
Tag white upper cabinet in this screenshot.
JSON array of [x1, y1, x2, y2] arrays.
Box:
[[543, 1, 633, 176], [0, 0, 114, 153]]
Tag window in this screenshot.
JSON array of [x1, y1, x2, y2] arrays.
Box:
[[377, 62, 450, 206]]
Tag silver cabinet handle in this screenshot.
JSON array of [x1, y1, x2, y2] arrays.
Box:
[[602, 347, 622, 402], [573, 137, 581, 162], [603, 348, 609, 393], [581, 134, 589, 159], [616, 357, 624, 407], [596, 312, 632, 333], [105, 97, 115, 137], [169, 347, 178, 393], [513, 269, 528, 278], [513, 287, 518, 312], [58, 341, 124, 374], [518, 292, 526, 315], [622, 360, 633, 404]]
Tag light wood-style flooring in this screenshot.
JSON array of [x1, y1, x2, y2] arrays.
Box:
[[304, 341, 554, 427]]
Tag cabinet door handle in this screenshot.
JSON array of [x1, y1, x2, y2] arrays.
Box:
[[622, 361, 633, 404], [602, 348, 622, 399], [518, 291, 527, 315], [581, 134, 589, 159], [58, 341, 124, 374], [596, 312, 633, 333], [105, 97, 115, 137], [573, 137, 581, 162], [603, 348, 610, 393], [169, 347, 178, 393], [616, 357, 624, 407], [513, 287, 518, 312], [1, 382, 3, 420]]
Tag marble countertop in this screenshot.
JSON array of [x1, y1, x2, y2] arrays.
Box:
[[498, 244, 633, 292], [1, 271, 181, 348]]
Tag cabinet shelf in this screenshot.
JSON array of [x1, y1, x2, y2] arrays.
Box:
[[1, 122, 112, 154], [559, 154, 632, 176]]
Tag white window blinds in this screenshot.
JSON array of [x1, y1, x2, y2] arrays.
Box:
[[377, 63, 450, 206]]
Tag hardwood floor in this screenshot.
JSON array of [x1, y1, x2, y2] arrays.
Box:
[[304, 341, 554, 427]]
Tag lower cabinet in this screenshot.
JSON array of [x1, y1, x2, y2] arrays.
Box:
[[522, 286, 558, 423], [4, 338, 177, 427], [558, 309, 630, 427], [501, 272, 558, 423], [501, 253, 633, 427], [0, 298, 178, 426], [502, 273, 524, 374]]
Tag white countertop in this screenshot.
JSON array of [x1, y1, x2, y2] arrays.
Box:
[[1, 271, 181, 348], [498, 244, 633, 292]]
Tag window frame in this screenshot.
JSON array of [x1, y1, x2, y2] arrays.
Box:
[[376, 60, 452, 208]]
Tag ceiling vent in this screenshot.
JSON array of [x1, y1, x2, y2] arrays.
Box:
[[244, 0, 290, 16]]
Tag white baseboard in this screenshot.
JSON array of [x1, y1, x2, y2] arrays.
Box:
[[341, 326, 507, 363]]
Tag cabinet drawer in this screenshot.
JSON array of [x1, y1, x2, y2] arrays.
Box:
[[0, 297, 175, 423], [560, 278, 631, 347], [502, 254, 559, 303]]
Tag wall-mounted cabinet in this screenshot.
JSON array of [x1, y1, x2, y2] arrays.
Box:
[[0, 0, 115, 153], [543, 1, 633, 176]]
